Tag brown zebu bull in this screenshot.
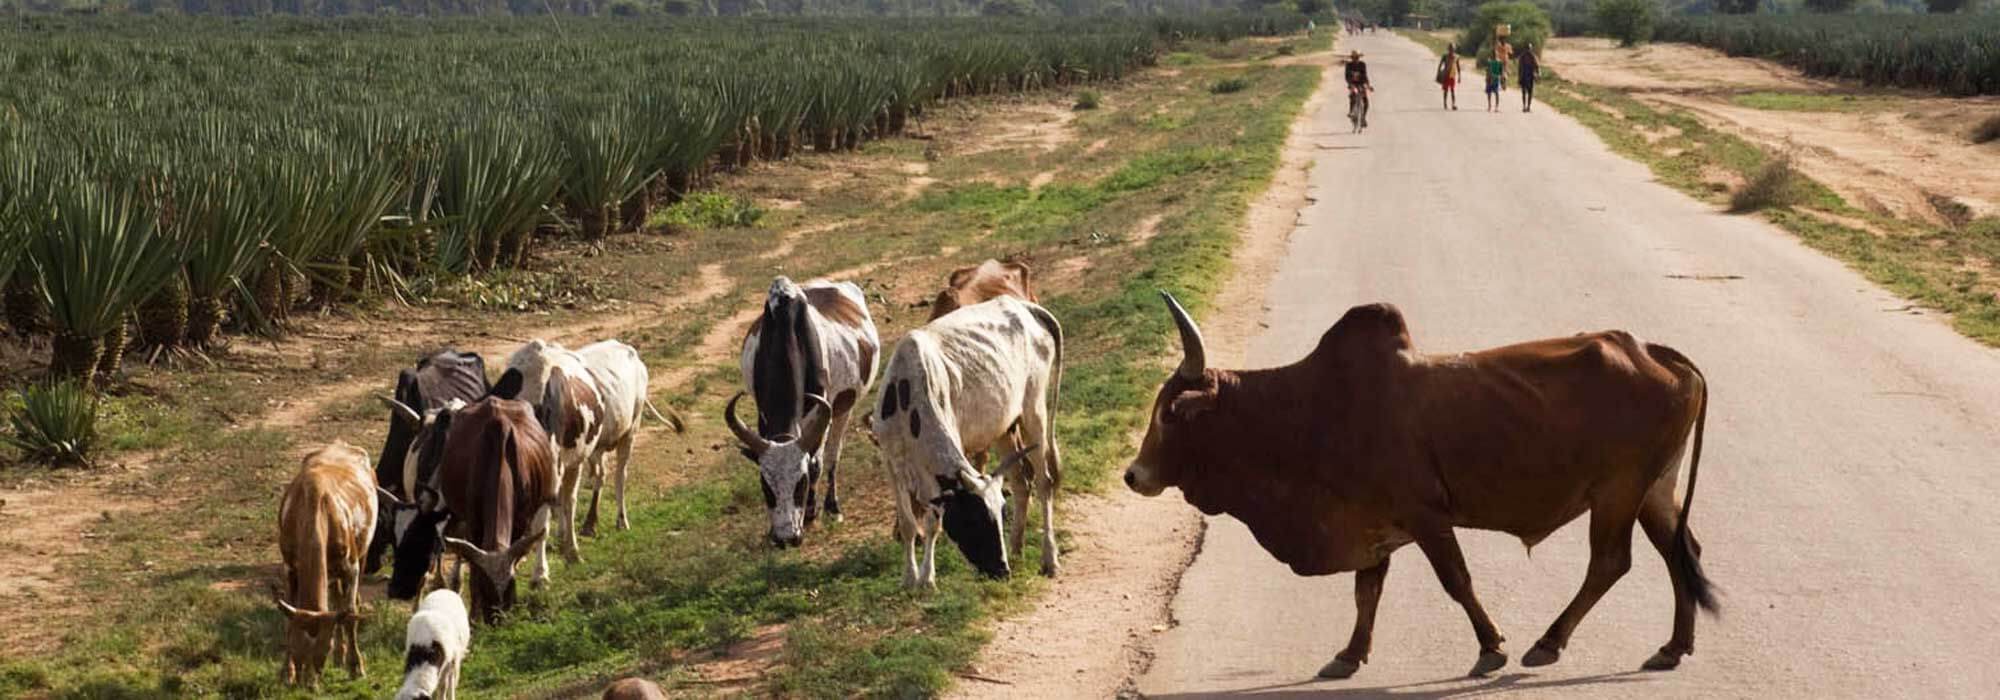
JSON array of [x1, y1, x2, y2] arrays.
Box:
[[927, 259, 1034, 321], [387, 378, 557, 624], [1124, 294, 1717, 679], [275, 442, 377, 686]]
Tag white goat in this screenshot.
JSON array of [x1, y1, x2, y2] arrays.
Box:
[[396, 589, 470, 700]]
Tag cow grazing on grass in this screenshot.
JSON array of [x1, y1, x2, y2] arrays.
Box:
[[728, 277, 880, 547], [601, 677, 667, 699], [868, 296, 1063, 586], [927, 259, 1035, 321], [369, 349, 490, 576], [275, 442, 377, 687], [396, 589, 470, 700], [573, 340, 682, 538], [1123, 293, 1718, 679], [386, 381, 557, 623]]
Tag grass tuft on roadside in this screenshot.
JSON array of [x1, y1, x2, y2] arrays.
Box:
[[1973, 113, 2000, 145], [1729, 154, 1804, 213]]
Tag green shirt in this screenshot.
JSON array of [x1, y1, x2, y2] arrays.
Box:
[[1486, 58, 1504, 78]]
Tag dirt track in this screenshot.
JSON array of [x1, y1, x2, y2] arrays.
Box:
[[1137, 32, 2000, 697]]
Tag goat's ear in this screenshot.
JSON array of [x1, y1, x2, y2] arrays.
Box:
[[1168, 389, 1218, 420]]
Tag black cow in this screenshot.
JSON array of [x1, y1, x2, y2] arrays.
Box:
[[366, 350, 489, 576]]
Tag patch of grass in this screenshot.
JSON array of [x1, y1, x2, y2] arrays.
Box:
[[1073, 89, 1102, 111], [1209, 76, 1250, 94], [1163, 51, 1208, 67], [1972, 113, 2000, 145], [1729, 91, 1898, 113], [411, 267, 607, 312], [1729, 154, 1804, 213], [649, 192, 765, 230]]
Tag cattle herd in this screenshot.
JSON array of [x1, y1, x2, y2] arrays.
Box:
[[270, 259, 1052, 694], [270, 255, 1722, 692]]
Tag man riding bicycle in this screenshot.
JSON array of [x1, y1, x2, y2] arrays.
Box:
[[1344, 50, 1372, 130]]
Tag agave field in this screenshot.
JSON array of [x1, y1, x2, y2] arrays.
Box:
[[0, 13, 1309, 393], [1654, 14, 2000, 97]]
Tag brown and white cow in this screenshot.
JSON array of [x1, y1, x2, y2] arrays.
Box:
[[275, 442, 377, 687], [601, 677, 667, 700], [387, 378, 558, 624], [1124, 293, 1717, 679], [928, 259, 1034, 321]]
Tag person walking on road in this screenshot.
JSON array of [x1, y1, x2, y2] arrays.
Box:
[[1483, 52, 1504, 112], [1344, 50, 1373, 130], [1518, 43, 1541, 112], [1436, 43, 1462, 110]]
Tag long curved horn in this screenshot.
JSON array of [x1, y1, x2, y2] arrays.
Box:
[[504, 524, 548, 564], [1161, 291, 1207, 380], [724, 393, 772, 455], [443, 536, 502, 576], [799, 395, 835, 452], [990, 443, 1041, 482], [378, 395, 422, 425]]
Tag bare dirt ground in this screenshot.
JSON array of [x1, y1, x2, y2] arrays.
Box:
[[950, 51, 1339, 700], [1548, 37, 2000, 223]]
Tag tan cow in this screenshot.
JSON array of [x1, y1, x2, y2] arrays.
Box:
[[927, 259, 1034, 321], [1124, 294, 1717, 678], [275, 442, 377, 686]]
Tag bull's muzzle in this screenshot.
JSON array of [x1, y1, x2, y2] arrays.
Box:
[[769, 532, 802, 549], [1123, 463, 1167, 497]]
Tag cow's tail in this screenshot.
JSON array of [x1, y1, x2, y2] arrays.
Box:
[[1025, 302, 1064, 491], [645, 399, 686, 434], [1655, 343, 1719, 614]]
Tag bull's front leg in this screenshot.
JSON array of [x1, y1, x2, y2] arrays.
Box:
[[1318, 557, 1391, 679], [919, 508, 942, 590], [339, 564, 365, 678], [557, 454, 586, 564], [820, 408, 852, 523], [529, 505, 555, 588], [1415, 529, 1508, 677], [580, 452, 604, 538]]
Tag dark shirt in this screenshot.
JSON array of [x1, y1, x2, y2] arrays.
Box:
[[1518, 51, 1539, 81], [1345, 61, 1369, 86]]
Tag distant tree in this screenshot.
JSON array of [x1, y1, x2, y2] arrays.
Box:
[[1295, 0, 1325, 13], [1925, 0, 1966, 11], [1713, 0, 1758, 12], [1804, 0, 1857, 10], [1593, 0, 1656, 45]]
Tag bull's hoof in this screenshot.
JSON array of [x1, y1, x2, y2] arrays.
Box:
[[1469, 650, 1508, 677], [616, 517, 631, 531], [1316, 657, 1361, 679], [1040, 561, 1060, 578], [1522, 643, 1561, 667], [579, 523, 597, 538], [1641, 649, 1684, 671]]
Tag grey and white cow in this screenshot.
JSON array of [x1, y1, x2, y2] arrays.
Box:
[[867, 296, 1063, 587], [728, 277, 880, 547]]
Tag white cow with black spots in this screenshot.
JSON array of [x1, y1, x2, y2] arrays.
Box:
[[867, 296, 1063, 588]]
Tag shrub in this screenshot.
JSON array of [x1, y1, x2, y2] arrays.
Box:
[[1730, 155, 1804, 213], [1457, 1, 1554, 61], [650, 193, 765, 231], [3, 380, 100, 468], [1973, 113, 2000, 144], [1074, 90, 1103, 110], [1209, 77, 1250, 94], [1593, 0, 1658, 47]]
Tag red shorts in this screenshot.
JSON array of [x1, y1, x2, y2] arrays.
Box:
[[1441, 78, 1456, 89]]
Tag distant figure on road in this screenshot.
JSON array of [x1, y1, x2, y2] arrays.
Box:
[[1436, 44, 1462, 110], [1518, 43, 1541, 112], [1344, 50, 1372, 130], [1483, 53, 1505, 112]]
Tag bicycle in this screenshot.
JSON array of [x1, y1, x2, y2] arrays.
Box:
[[1347, 84, 1371, 133]]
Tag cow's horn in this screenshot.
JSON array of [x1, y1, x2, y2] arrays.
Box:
[[799, 394, 835, 452], [377, 487, 408, 508], [724, 393, 771, 455], [1161, 291, 1207, 380], [443, 537, 502, 576], [379, 395, 422, 425], [504, 525, 547, 564], [990, 443, 1041, 482]]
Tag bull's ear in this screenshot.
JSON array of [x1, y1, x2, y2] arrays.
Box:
[[1168, 390, 1217, 420], [738, 447, 761, 464], [491, 369, 524, 400]]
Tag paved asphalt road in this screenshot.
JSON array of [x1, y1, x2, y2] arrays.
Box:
[[1137, 32, 2000, 698]]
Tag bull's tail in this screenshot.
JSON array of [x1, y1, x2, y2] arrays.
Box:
[[1655, 344, 1719, 614], [1025, 302, 1064, 491], [645, 399, 686, 434]]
